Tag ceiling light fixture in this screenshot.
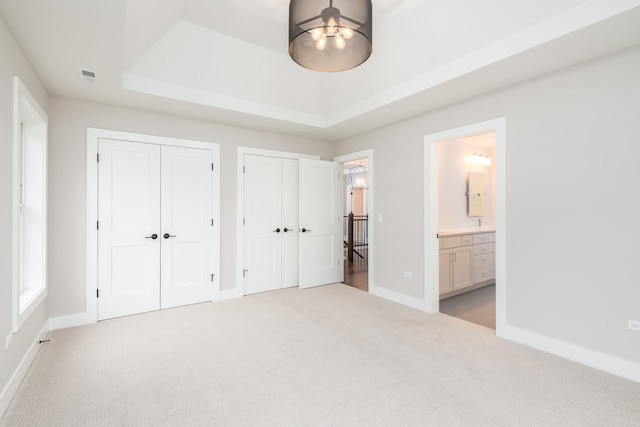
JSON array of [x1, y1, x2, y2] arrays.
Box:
[[289, 0, 372, 72]]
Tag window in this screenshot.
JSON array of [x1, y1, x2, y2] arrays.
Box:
[[13, 76, 48, 331]]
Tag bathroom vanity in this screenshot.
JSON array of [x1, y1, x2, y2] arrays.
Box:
[[438, 228, 495, 299]]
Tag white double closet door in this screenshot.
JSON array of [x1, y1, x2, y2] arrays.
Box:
[[97, 139, 215, 320], [243, 155, 343, 295]]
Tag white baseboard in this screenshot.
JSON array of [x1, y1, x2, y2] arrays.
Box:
[[0, 324, 49, 418], [499, 324, 640, 383], [369, 284, 426, 311], [48, 312, 87, 331], [219, 288, 240, 301]]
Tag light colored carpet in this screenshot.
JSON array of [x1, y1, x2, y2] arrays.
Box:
[[2, 284, 639, 426], [440, 285, 496, 329]]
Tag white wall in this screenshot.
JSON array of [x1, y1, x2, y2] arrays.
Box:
[[334, 45, 640, 364], [0, 13, 49, 413], [438, 140, 496, 229], [47, 96, 333, 318]]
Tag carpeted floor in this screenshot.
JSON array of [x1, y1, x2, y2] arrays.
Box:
[[2, 284, 639, 426]]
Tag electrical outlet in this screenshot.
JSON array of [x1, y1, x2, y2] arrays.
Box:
[[5, 333, 12, 350], [628, 320, 640, 332], [404, 271, 412, 279]]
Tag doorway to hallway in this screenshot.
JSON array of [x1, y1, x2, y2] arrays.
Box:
[[334, 151, 373, 293]]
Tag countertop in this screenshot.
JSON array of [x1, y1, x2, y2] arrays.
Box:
[[438, 227, 496, 237]]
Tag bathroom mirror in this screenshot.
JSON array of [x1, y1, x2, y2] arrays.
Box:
[[468, 171, 486, 217]]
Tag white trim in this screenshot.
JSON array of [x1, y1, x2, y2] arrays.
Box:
[[333, 149, 375, 292], [86, 128, 221, 324], [12, 76, 48, 332], [423, 117, 507, 336], [0, 324, 48, 418], [369, 284, 425, 311], [501, 324, 640, 383], [48, 313, 87, 331], [235, 147, 320, 298]]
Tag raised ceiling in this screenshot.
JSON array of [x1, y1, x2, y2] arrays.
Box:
[[1, 0, 640, 141]]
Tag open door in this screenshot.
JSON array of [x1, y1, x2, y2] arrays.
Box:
[[299, 159, 343, 288]]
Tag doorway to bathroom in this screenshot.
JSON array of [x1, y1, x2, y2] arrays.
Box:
[[424, 118, 506, 334], [437, 132, 496, 329]]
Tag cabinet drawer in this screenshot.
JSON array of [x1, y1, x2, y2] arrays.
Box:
[[473, 266, 495, 284], [473, 242, 494, 255], [473, 253, 494, 270], [460, 235, 473, 246], [473, 232, 495, 244], [441, 236, 461, 249]]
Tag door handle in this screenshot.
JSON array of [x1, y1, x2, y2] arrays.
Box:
[[145, 234, 158, 240], [273, 228, 281, 233], [163, 233, 176, 239], [301, 228, 311, 233], [283, 227, 290, 232]]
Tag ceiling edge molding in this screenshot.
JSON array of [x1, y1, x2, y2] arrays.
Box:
[[122, 73, 327, 128]]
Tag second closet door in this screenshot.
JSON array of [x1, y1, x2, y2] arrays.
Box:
[[243, 155, 298, 295]]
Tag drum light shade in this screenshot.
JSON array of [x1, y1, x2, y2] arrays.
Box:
[[289, 0, 372, 72]]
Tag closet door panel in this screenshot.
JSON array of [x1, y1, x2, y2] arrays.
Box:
[[97, 139, 161, 320], [160, 145, 214, 309], [281, 159, 299, 288], [243, 155, 283, 294]]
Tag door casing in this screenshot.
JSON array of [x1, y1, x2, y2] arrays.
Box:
[[236, 147, 319, 297], [86, 128, 220, 324]]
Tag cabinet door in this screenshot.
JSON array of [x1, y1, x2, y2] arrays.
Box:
[[452, 246, 473, 291], [439, 249, 452, 294]]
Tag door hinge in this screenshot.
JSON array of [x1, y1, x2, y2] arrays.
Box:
[[243, 269, 248, 278], [243, 217, 246, 225], [211, 274, 215, 282], [96, 289, 99, 298], [211, 218, 214, 226], [243, 166, 246, 173], [97, 221, 99, 230], [97, 153, 99, 162], [211, 163, 214, 171]]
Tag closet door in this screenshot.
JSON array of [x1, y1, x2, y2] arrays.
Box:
[[281, 159, 299, 288], [299, 159, 343, 288], [97, 139, 161, 320], [243, 155, 283, 294], [160, 146, 214, 309]]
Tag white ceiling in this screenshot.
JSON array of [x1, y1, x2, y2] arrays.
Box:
[[1, 0, 640, 141]]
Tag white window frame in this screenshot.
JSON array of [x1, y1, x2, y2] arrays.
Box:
[[12, 76, 48, 332]]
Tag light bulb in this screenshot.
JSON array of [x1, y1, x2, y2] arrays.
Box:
[[316, 33, 327, 50], [335, 33, 345, 49], [310, 27, 324, 41], [326, 17, 338, 35], [341, 27, 354, 39]]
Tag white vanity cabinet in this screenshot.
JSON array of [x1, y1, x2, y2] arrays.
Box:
[[439, 236, 473, 295], [439, 230, 495, 299]]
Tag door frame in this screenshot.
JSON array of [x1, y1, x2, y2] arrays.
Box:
[[423, 118, 507, 335], [86, 128, 221, 324], [235, 147, 319, 297], [333, 149, 374, 291]]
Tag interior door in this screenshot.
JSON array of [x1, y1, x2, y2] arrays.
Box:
[[243, 155, 283, 294], [299, 159, 343, 288], [98, 139, 161, 320], [281, 159, 299, 288], [160, 145, 214, 309]]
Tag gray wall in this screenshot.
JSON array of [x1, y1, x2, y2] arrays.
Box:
[[334, 46, 640, 363], [47, 96, 334, 318], [0, 14, 49, 403]]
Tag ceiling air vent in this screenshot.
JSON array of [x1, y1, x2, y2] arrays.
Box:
[[77, 68, 96, 83]]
